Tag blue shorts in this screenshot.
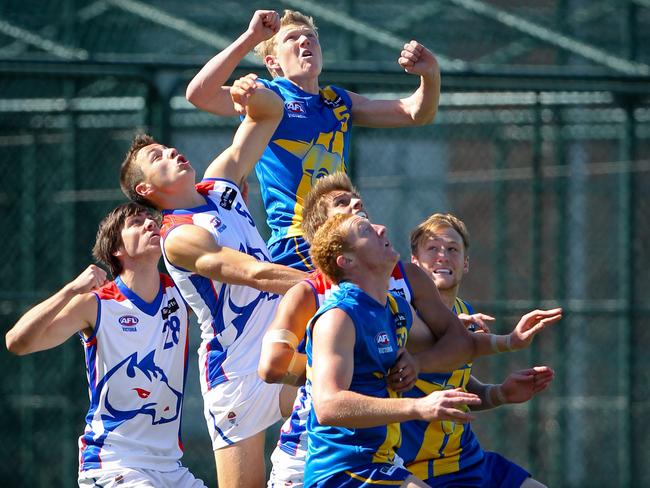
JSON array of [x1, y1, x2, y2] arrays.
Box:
[[311, 463, 414, 488], [425, 452, 530, 488], [268, 235, 314, 271]]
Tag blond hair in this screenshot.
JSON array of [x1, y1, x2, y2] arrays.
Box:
[[410, 213, 470, 256], [309, 213, 355, 284], [254, 10, 318, 77], [301, 172, 360, 243]]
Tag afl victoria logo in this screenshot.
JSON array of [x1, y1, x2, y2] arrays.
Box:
[[285, 101, 307, 117], [375, 331, 393, 354], [119, 315, 139, 331], [119, 315, 139, 326]]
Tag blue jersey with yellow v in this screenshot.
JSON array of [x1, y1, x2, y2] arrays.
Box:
[[256, 77, 352, 247], [304, 282, 411, 488], [398, 297, 484, 479]]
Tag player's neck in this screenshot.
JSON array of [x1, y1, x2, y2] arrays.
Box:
[[160, 188, 206, 211], [118, 263, 161, 303], [439, 287, 458, 311], [286, 75, 319, 95], [347, 269, 391, 305]]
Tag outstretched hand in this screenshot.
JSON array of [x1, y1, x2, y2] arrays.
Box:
[[230, 73, 261, 115], [509, 308, 563, 350], [246, 10, 280, 45], [500, 366, 555, 404], [457, 312, 494, 333], [398, 40, 439, 77], [68, 265, 108, 295]]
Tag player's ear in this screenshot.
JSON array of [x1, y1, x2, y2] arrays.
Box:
[[264, 55, 282, 75], [135, 181, 153, 199], [463, 255, 469, 274], [336, 253, 353, 271]]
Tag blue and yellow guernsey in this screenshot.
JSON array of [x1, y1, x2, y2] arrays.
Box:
[[255, 77, 352, 260], [398, 297, 484, 479], [304, 282, 411, 488]]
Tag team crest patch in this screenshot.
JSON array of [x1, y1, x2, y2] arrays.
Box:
[[227, 411, 237, 425], [119, 315, 139, 332], [375, 331, 393, 354], [321, 95, 343, 108], [285, 101, 307, 118]]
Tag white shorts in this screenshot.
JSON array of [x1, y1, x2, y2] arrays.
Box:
[[78, 465, 206, 488], [267, 445, 306, 488], [204, 371, 282, 450]]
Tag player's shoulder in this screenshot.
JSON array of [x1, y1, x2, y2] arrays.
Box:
[[94, 280, 125, 302]]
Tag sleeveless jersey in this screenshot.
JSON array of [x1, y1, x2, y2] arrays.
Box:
[[160, 179, 279, 393], [78, 274, 190, 473], [272, 262, 413, 465], [399, 297, 484, 479], [303, 282, 413, 488], [256, 77, 353, 250]]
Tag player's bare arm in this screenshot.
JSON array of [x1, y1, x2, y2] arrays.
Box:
[[311, 308, 480, 428], [186, 10, 280, 116], [258, 280, 317, 385], [204, 84, 283, 184], [412, 306, 562, 370], [403, 262, 478, 371], [349, 41, 440, 127], [6, 265, 105, 355], [164, 224, 307, 295]]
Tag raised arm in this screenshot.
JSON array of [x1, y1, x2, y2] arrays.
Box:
[[164, 224, 306, 295], [258, 280, 317, 385], [203, 83, 283, 184], [349, 41, 440, 128], [311, 308, 480, 428], [5, 265, 105, 355], [186, 10, 280, 117]]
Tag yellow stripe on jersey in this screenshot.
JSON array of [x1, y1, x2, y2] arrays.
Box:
[[293, 237, 314, 270], [408, 296, 474, 477], [343, 470, 405, 485], [372, 388, 402, 464], [386, 294, 408, 348]]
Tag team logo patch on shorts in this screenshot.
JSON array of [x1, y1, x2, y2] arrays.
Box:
[[227, 411, 237, 425], [379, 464, 398, 475]]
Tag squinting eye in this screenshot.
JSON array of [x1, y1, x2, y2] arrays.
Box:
[[134, 388, 150, 399]]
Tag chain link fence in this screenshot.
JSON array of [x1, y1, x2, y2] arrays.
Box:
[[0, 63, 648, 487]]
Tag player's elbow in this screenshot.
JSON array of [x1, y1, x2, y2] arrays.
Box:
[[185, 82, 205, 109], [312, 395, 340, 426], [5, 331, 29, 356], [257, 355, 287, 384]]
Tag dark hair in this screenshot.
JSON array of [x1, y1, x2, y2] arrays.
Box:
[[120, 133, 156, 207], [92, 202, 156, 277]]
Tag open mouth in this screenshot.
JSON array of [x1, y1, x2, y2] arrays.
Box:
[[301, 49, 313, 58], [355, 210, 368, 218], [433, 268, 452, 275]]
